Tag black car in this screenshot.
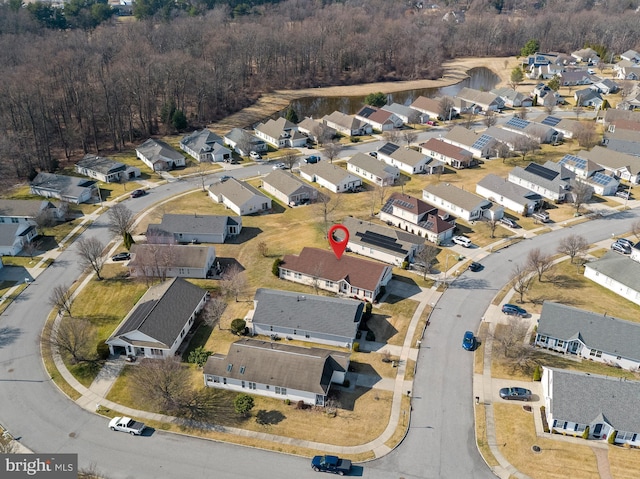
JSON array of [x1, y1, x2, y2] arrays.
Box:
[[311, 455, 352, 475], [499, 387, 532, 401], [502, 304, 527, 317], [112, 252, 131, 262], [130, 189, 146, 198], [469, 262, 482, 272]]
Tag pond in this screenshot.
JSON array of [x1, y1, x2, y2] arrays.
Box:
[[286, 67, 501, 120]]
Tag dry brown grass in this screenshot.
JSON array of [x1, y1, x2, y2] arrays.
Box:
[[475, 405, 500, 467], [474, 322, 489, 375], [608, 444, 640, 479], [383, 394, 411, 450], [494, 403, 599, 479], [367, 298, 418, 346]]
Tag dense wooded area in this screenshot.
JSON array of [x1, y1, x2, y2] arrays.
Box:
[[1, 0, 639, 183]]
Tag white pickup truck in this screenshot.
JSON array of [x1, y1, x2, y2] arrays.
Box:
[[108, 417, 146, 435]]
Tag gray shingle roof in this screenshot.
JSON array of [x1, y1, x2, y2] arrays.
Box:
[[477, 174, 542, 204], [109, 278, 206, 348], [129, 244, 214, 269], [584, 251, 640, 295], [299, 162, 358, 185], [252, 288, 363, 338], [342, 216, 423, 256], [136, 139, 184, 163], [0, 224, 22, 247], [255, 117, 296, 141], [423, 182, 491, 212], [147, 213, 239, 237], [0, 199, 54, 219], [581, 146, 640, 175], [322, 111, 366, 131], [348, 153, 399, 178], [30, 173, 96, 199], [547, 367, 640, 433], [180, 129, 223, 155], [208, 178, 269, 206], [76, 155, 126, 175], [539, 300, 640, 361], [203, 338, 350, 395], [262, 170, 318, 197], [509, 162, 572, 193]]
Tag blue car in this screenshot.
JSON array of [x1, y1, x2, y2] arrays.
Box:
[[502, 304, 527, 317], [462, 331, 476, 351]]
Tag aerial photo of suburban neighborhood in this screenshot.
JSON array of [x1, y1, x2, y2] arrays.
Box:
[[2, 1, 640, 478]]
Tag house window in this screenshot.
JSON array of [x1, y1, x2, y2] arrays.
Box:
[[305, 333, 310, 338], [293, 330, 297, 335], [249, 382, 256, 390], [150, 348, 163, 356], [538, 335, 547, 342], [241, 381, 245, 388], [294, 273, 302, 279], [556, 340, 564, 348], [275, 387, 287, 395], [240, 366, 245, 374], [266, 385, 270, 390], [325, 280, 334, 288], [223, 378, 227, 384], [180, 330, 186, 338], [590, 350, 603, 358], [213, 376, 220, 383], [227, 363, 233, 372]]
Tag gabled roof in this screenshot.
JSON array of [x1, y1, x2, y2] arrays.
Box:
[[180, 129, 224, 154], [0, 199, 56, 218], [381, 192, 455, 234], [342, 216, 423, 256], [224, 128, 264, 145], [30, 173, 96, 198], [280, 247, 390, 292], [129, 244, 214, 269], [477, 174, 542, 203], [456, 87, 501, 108], [322, 111, 367, 131], [76, 154, 126, 175], [252, 288, 363, 339], [491, 87, 529, 103], [444, 126, 490, 150], [538, 301, 640, 362], [423, 182, 491, 212], [410, 96, 441, 115], [356, 105, 380, 119], [377, 142, 428, 167], [382, 103, 417, 119], [136, 139, 184, 163], [208, 178, 269, 206], [255, 117, 296, 141], [347, 153, 399, 178], [203, 339, 350, 395], [262, 169, 318, 196], [421, 138, 473, 162], [546, 367, 640, 433], [108, 278, 206, 348], [558, 154, 602, 175], [585, 251, 640, 296], [0, 223, 31, 247], [147, 213, 240, 236], [299, 162, 359, 185], [509, 162, 573, 191], [580, 146, 640, 175]]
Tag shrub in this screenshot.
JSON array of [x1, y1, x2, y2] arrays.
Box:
[[533, 364, 542, 381], [234, 393, 254, 417], [188, 346, 212, 367], [366, 330, 375, 342], [296, 400, 305, 410], [608, 431, 617, 444], [352, 342, 359, 352], [583, 426, 590, 440], [284, 398, 291, 405], [272, 258, 283, 277], [349, 136, 360, 143], [230, 318, 247, 335], [401, 261, 409, 270], [362, 302, 373, 321], [96, 341, 110, 360]]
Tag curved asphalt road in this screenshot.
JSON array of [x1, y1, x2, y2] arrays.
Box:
[[0, 170, 637, 478]]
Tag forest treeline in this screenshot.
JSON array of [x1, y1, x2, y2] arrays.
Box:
[[0, 0, 639, 182]]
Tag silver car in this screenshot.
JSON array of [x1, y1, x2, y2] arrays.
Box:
[[499, 387, 532, 401]]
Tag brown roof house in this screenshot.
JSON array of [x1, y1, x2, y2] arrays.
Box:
[[355, 105, 403, 131], [106, 277, 208, 359], [379, 192, 455, 245], [203, 338, 350, 407], [420, 138, 476, 170], [279, 247, 392, 301]]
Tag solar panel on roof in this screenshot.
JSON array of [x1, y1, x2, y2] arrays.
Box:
[[355, 231, 408, 255], [559, 154, 587, 170], [541, 116, 561, 127], [525, 163, 559, 181], [506, 117, 530, 130], [394, 199, 414, 209], [472, 134, 492, 150], [591, 172, 614, 186], [360, 106, 376, 117], [379, 143, 399, 156]]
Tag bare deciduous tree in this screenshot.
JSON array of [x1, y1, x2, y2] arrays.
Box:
[[52, 317, 95, 364], [49, 284, 74, 317], [485, 218, 499, 238], [194, 162, 214, 191], [513, 136, 540, 161], [632, 220, 640, 240], [496, 142, 511, 163], [526, 248, 554, 282], [22, 239, 41, 259], [483, 110, 498, 128], [492, 316, 535, 371], [415, 244, 440, 280], [570, 180, 593, 215], [107, 203, 135, 239], [76, 237, 106, 280], [439, 96, 455, 121], [323, 140, 342, 163], [130, 357, 193, 415], [515, 106, 528, 120], [130, 243, 176, 284], [201, 296, 227, 329], [557, 234, 589, 264], [281, 152, 299, 170], [383, 129, 402, 144], [220, 264, 247, 302], [402, 129, 418, 147], [236, 131, 254, 158], [511, 263, 534, 304], [315, 192, 341, 237], [574, 122, 599, 148]]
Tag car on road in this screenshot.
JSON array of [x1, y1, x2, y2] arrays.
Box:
[[611, 241, 631, 254], [112, 252, 131, 262], [109, 416, 146, 435], [272, 162, 286, 170], [500, 217, 518, 228], [468, 262, 482, 272], [462, 331, 476, 351], [304, 155, 320, 164], [452, 235, 472, 248], [616, 190, 630, 199], [368, 151, 378, 157], [499, 387, 532, 401], [219, 175, 232, 182], [249, 151, 262, 160], [130, 189, 146, 198], [501, 303, 527, 317], [311, 455, 352, 475]]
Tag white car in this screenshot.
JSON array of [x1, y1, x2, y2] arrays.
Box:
[[452, 236, 472, 248], [249, 151, 262, 160], [272, 162, 286, 170]]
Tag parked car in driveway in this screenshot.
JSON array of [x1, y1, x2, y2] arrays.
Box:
[[499, 387, 532, 401], [452, 235, 472, 248], [111, 252, 131, 262], [615, 238, 635, 249], [249, 151, 262, 160], [502, 304, 527, 317], [462, 331, 476, 351], [500, 217, 518, 228], [109, 416, 146, 435], [616, 190, 630, 199], [611, 241, 631, 254]]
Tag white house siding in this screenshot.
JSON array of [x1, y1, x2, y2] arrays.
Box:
[[204, 376, 322, 406], [475, 184, 535, 216], [508, 174, 563, 202], [261, 183, 289, 204], [315, 175, 361, 194], [346, 163, 396, 187], [278, 268, 384, 301], [584, 266, 640, 306], [250, 323, 354, 348], [346, 242, 410, 266], [377, 211, 446, 244], [421, 193, 482, 222]]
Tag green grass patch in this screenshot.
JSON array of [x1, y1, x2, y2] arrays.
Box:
[[0, 256, 42, 267]]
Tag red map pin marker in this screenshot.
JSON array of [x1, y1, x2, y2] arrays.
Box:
[[328, 224, 349, 260]]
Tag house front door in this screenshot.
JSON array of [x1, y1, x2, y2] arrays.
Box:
[[570, 342, 580, 354], [593, 423, 603, 438], [316, 395, 324, 406]]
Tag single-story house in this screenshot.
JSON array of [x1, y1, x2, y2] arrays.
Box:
[[531, 114, 581, 139], [346, 153, 399, 187], [410, 96, 442, 120], [106, 277, 208, 359], [579, 146, 640, 183], [254, 117, 306, 149], [541, 367, 640, 446], [423, 182, 502, 222], [298, 162, 362, 193], [180, 129, 232, 163], [558, 70, 593, 86], [381, 103, 425, 124], [571, 48, 599, 64], [379, 192, 456, 244], [203, 339, 350, 407], [508, 162, 573, 202], [441, 126, 497, 159], [584, 251, 640, 307], [208, 178, 272, 215], [574, 88, 603, 109], [490, 87, 533, 108], [136, 139, 186, 171], [476, 174, 542, 216], [532, 83, 562, 105], [145, 213, 242, 244], [224, 128, 268, 156], [591, 78, 619, 95], [603, 123, 640, 157], [420, 137, 475, 169], [355, 106, 403, 131], [0, 199, 61, 224], [75, 154, 140, 183], [262, 169, 318, 206], [597, 109, 640, 126], [342, 216, 424, 266], [322, 111, 372, 136], [482, 126, 525, 151], [621, 50, 640, 63], [455, 87, 504, 112], [279, 247, 392, 301], [614, 60, 640, 80], [297, 117, 336, 143], [246, 288, 363, 348], [377, 142, 435, 175], [30, 173, 96, 204], [0, 223, 39, 256], [128, 244, 216, 279], [502, 117, 560, 144], [535, 301, 640, 370], [558, 154, 619, 196]]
